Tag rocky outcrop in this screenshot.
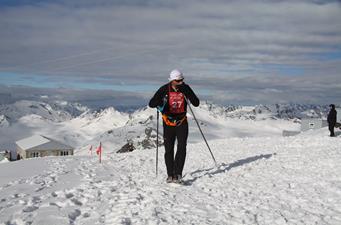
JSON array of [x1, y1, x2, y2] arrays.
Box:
[[117, 141, 136, 153], [117, 127, 163, 153]]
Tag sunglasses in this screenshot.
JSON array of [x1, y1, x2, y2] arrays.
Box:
[[174, 79, 184, 82]]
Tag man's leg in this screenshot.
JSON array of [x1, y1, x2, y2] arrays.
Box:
[[331, 125, 335, 137], [329, 124, 335, 137], [163, 124, 176, 176], [174, 121, 189, 177]]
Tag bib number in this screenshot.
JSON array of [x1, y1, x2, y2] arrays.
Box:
[[169, 92, 185, 114]]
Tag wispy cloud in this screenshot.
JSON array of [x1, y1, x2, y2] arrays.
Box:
[[0, 0, 340, 104]]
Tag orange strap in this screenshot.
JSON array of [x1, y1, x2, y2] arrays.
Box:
[[162, 114, 187, 127]]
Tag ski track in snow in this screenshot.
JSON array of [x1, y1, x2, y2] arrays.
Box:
[[0, 132, 341, 225]]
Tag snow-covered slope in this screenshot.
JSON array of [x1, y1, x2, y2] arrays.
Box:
[[0, 102, 125, 149], [64, 107, 129, 137], [79, 107, 159, 154], [0, 129, 340, 224]]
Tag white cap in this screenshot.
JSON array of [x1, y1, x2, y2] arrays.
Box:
[[168, 69, 184, 81]]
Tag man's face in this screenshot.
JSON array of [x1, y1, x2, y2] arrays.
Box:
[[172, 79, 184, 86]]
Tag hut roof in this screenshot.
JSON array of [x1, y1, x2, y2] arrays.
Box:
[[16, 135, 73, 151]]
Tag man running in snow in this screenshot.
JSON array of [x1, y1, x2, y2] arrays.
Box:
[[149, 69, 199, 183], [327, 104, 337, 137]]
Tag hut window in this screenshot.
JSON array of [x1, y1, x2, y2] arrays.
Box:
[[61, 151, 69, 156], [30, 152, 39, 158]]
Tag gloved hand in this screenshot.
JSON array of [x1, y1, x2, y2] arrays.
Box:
[[162, 94, 168, 106], [176, 83, 190, 96], [157, 94, 168, 112]]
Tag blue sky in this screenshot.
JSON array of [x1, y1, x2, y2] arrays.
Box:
[[0, 72, 160, 91], [0, 0, 341, 105]]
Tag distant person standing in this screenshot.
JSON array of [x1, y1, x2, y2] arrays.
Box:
[[149, 69, 199, 183], [327, 104, 337, 137]]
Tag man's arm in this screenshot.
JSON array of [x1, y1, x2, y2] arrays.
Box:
[[178, 83, 199, 107], [149, 86, 166, 108]]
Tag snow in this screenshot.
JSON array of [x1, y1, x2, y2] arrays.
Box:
[[0, 158, 9, 163], [16, 135, 50, 151], [1, 128, 341, 224]]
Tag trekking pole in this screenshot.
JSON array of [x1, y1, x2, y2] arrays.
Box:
[[156, 110, 159, 176], [185, 98, 218, 167]]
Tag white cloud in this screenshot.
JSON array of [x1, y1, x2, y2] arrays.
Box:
[[0, 0, 340, 104]]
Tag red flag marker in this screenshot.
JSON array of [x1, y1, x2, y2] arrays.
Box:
[[96, 142, 102, 163]]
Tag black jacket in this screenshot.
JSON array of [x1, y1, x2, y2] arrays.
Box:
[[149, 82, 199, 119], [328, 109, 337, 125]]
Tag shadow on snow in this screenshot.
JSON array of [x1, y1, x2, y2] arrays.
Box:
[[183, 153, 275, 186]]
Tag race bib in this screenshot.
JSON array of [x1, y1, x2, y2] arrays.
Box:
[[168, 91, 185, 114]]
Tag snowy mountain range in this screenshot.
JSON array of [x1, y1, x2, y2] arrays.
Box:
[[201, 102, 329, 120], [0, 100, 332, 153], [0, 100, 88, 124]]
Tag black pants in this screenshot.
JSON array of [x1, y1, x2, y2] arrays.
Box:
[[163, 121, 188, 177], [329, 124, 335, 137]]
